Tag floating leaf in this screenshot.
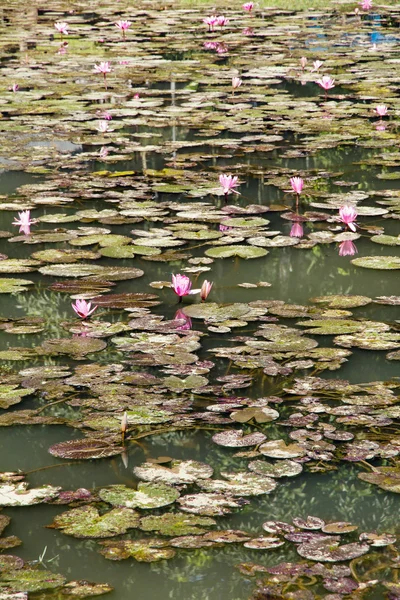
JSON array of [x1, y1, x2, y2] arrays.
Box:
[[49, 439, 123, 461], [212, 430, 266, 448], [0, 483, 60, 507], [99, 483, 179, 509], [50, 506, 140, 538], [177, 493, 246, 516], [351, 256, 400, 270], [134, 460, 213, 485], [205, 246, 268, 259], [248, 460, 303, 478], [297, 538, 370, 562], [98, 539, 175, 562], [139, 513, 215, 536]]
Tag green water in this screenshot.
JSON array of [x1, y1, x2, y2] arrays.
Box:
[[0, 2, 400, 599]]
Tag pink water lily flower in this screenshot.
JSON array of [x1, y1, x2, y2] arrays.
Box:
[[243, 2, 254, 12], [316, 75, 335, 100], [72, 299, 97, 319], [200, 280, 213, 302], [9, 83, 19, 92], [217, 15, 229, 27], [232, 77, 242, 94], [375, 104, 388, 117], [54, 22, 69, 36], [115, 20, 132, 40], [172, 274, 192, 301], [219, 174, 240, 197], [203, 15, 219, 32], [290, 222, 304, 238], [339, 205, 357, 232], [99, 146, 109, 158], [94, 61, 111, 90], [339, 240, 358, 256], [96, 120, 111, 133], [290, 177, 304, 195], [13, 210, 35, 235], [300, 57, 307, 70], [312, 60, 323, 72], [360, 0, 372, 9]]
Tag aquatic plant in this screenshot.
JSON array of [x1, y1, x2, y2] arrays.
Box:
[[200, 280, 213, 302], [171, 274, 192, 301], [93, 61, 111, 90], [338, 206, 357, 232], [115, 20, 131, 40], [12, 210, 34, 235], [71, 299, 97, 319], [316, 75, 335, 101]]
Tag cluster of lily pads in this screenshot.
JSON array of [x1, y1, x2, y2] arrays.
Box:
[[0, 0, 400, 597]]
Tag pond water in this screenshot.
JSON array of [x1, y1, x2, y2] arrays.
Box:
[[0, 1, 400, 599]]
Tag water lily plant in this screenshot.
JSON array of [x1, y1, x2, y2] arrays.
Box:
[[115, 20, 132, 40], [339, 205, 357, 232], [94, 61, 111, 90], [219, 174, 240, 199], [316, 75, 335, 101], [171, 274, 192, 301], [13, 210, 35, 235], [71, 299, 97, 319], [54, 22, 69, 37], [200, 280, 213, 302]]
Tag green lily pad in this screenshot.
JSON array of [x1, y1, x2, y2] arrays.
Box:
[[31, 249, 100, 263], [0, 279, 33, 293], [98, 539, 175, 562], [0, 567, 66, 593], [49, 506, 140, 538], [221, 217, 270, 228], [139, 513, 215, 536], [370, 235, 400, 246], [311, 295, 371, 308], [351, 256, 400, 270], [41, 337, 107, 357], [99, 483, 179, 509], [0, 259, 41, 273], [205, 246, 268, 259], [183, 303, 251, 322], [248, 460, 303, 478], [0, 385, 34, 409]]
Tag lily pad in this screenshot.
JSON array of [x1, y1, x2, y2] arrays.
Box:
[[248, 460, 303, 478], [49, 506, 140, 538], [297, 538, 370, 562], [0, 483, 60, 507], [98, 539, 175, 562], [49, 439, 123, 461], [205, 246, 268, 259], [351, 256, 400, 270], [212, 430, 266, 447], [134, 460, 213, 485], [139, 513, 215, 536], [177, 493, 246, 516], [99, 483, 179, 509]]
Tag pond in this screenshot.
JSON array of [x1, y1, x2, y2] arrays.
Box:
[[0, 1, 399, 599]]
